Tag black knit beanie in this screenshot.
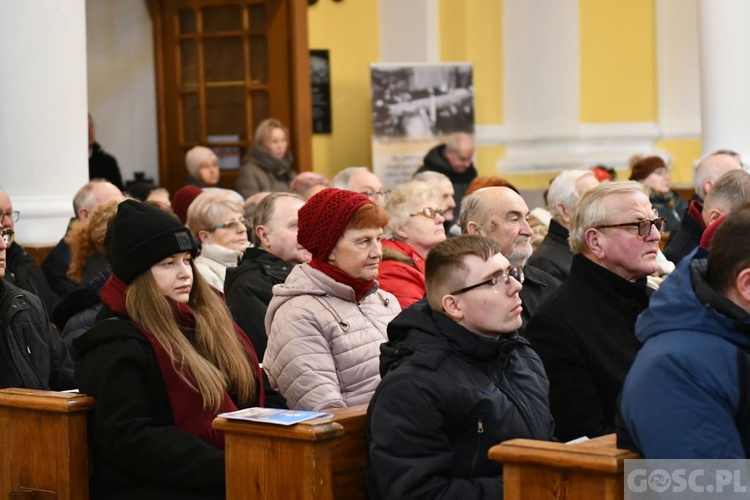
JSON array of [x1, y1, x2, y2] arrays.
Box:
[[110, 199, 198, 284]]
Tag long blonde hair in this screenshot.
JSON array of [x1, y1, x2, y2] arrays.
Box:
[[126, 262, 256, 411]]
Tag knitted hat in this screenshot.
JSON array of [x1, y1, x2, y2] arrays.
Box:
[[172, 185, 203, 224], [110, 199, 198, 284], [629, 156, 667, 181], [185, 146, 217, 177], [297, 188, 373, 261]]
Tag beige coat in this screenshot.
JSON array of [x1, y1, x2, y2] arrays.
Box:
[[263, 264, 400, 411]]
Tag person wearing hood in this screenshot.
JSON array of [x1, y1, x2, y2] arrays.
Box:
[[618, 204, 750, 458], [184, 146, 222, 189], [415, 132, 477, 222], [263, 188, 401, 411], [235, 118, 296, 198], [366, 235, 555, 500], [73, 199, 263, 500]]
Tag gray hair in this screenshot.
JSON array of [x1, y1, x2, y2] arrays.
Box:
[[459, 190, 493, 235], [569, 181, 647, 255], [384, 181, 441, 240], [186, 190, 244, 237], [332, 167, 371, 190], [694, 151, 744, 199], [547, 170, 596, 221], [703, 170, 750, 215], [250, 192, 304, 246], [413, 170, 451, 185]]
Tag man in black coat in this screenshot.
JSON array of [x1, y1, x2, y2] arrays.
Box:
[[224, 193, 311, 408], [0, 228, 74, 390], [0, 189, 58, 312], [366, 235, 554, 500], [88, 114, 124, 190], [525, 181, 661, 442], [528, 169, 599, 282], [460, 186, 560, 331], [415, 132, 477, 222]]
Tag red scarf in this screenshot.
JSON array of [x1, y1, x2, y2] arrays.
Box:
[[309, 257, 375, 302], [100, 275, 263, 449]]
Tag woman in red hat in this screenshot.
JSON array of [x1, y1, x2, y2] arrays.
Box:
[[263, 188, 401, 411]]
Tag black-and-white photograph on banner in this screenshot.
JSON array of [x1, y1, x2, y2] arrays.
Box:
[[370, 63, 474, 188]]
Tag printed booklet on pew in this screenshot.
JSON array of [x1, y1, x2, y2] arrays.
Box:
[[219, 407, 333, 426]]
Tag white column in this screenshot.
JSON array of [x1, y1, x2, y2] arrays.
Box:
[[698, 0, 750, 159], [0, 0, 89, 246]]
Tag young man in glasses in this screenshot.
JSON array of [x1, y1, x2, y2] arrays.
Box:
[[0, 189, 58, 312], [525, 181, 661, 443], [0, 228, 75, 390], [618, 204, 750, 458], [367, 235, 554, 500]]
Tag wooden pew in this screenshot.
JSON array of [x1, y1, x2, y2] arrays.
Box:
[[0, 388, 95, 500], [489, 433, 640, 500], [213, 404, 368, 500], [0, 388, 368, 500]]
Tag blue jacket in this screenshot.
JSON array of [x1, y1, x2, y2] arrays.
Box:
[[618, 248, 750, 458]]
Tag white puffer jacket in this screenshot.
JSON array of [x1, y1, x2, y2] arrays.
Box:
[[263, 264, 400, 411]]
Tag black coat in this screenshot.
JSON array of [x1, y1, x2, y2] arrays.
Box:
[[663, 201, 704, 265], [525, 254, 649, 442], [42, 235, 77, 296], [5, 241, 58, 313], [0, 280, 74, 390], [89, 142, 124, 190], [74, 309, 227, 500], [527, 219, 572, 282], [519, 264, 561, 332], [366, 300, 555, 500]]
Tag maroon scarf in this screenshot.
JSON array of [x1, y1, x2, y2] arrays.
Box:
[[309, 257, 375, 302], [100, 275, 263, 450]]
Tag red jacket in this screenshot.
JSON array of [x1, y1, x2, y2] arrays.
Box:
[[377, 239, 426, 309]]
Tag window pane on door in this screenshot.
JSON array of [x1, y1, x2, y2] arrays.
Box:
[[204, 37, 244, 83], [248, 4, 267, 31], [180, 40, 198, 87], [207, 87, 247, 138], [250, 91, 270, 130], [182, 94, 201, 143], [202, 5, 242, 32], [178, 9, 196, 34], [249, 36, 268, 84]]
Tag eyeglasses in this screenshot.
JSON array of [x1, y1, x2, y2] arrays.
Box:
[[409, 207, 444, 219], [213, 218, 247, 231], [360, 190, 391, 200], [0, 211, 19, 222], [450, 267, 525, 295], [595, 217, 666, 238], [1, 229, 14, 245]]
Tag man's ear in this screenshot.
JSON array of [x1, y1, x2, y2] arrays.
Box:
[[197, 229, 212, 244], [735, 268, 750, 305], [706, 208, 724, 225], [394, 224, 409, 240], [465, 221, 483, 236], [555, 202, 572, 225], [441, 294, 464, 321], [255, 225, 269, 247], [584, 227, 605, 259]]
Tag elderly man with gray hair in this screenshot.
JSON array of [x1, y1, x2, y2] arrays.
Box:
[[528, 169, 600, 282], [332, 167, 389, 206], [525, 181, 662, 442]]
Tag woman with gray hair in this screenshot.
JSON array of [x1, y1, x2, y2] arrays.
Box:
[[377, 180, 447, 308], [187, 190, 249, 290]]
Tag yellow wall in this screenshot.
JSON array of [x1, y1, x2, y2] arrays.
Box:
[[439, 0, 504, 177], [307, 1, 379, 180], [579, 0, 657, 123]]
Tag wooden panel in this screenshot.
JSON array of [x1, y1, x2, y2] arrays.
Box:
[[0, 389, 95, 500]]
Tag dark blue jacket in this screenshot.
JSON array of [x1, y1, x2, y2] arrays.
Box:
[[618, 249, 750, 458], [366, 299, 555, 499]]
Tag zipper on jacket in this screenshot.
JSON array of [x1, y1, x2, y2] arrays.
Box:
[[356, 301, 368, 316], [469, 419, 484, 479]]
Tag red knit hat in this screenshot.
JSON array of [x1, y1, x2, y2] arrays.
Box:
[[297, 188, 373, 260], [629, 156, 667, 181], [172, 185, 203, 224]]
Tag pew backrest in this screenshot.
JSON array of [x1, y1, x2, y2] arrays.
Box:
[[489, 433, 641, 500], [213, 404, 368, 500], [0, 388, 94, 500]]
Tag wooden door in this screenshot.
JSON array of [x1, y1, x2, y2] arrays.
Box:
[[149, 0, 312, 195]]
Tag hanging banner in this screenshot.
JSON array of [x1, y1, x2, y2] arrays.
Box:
[[370, 63, 474, 188]]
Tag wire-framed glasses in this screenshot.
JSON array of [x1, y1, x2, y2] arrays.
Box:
[[450, 267, 525, 295], [409, 207, 444, 219]]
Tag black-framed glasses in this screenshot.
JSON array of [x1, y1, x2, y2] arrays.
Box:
[[360, 190, 391, 200], [450, 267, 525, 295], [1, 229, 14, 245], [410, 207, 444, 219], [595, 217, 666, 238], [213, 218, 246, 231], [0, 211, 19, 222]]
